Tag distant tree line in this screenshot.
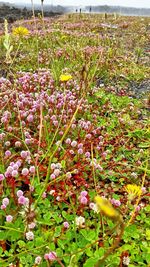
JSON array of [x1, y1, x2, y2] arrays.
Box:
[[0, 3, 63, 23]]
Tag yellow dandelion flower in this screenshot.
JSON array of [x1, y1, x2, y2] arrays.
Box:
[[60, 74, 72, 82], [125, 184, 142, 200], [12, 26, 29, 37], [95, 196, 120, 221]]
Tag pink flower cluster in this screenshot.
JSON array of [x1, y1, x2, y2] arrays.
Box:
[[44, 251, 57, 261], [17, 190, 29, 206], [79, 190, 88, 205], [50, 162, 62, 179], [1, 197, 9, 209], [110, 198, 121, 207]]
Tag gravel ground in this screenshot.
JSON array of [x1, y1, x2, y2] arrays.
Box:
[[128, 79, 150, 98]]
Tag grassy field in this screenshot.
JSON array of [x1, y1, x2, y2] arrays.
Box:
[[0, 13, 149, 267]]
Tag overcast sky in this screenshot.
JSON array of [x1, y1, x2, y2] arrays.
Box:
[[2, 0, 150, 8]]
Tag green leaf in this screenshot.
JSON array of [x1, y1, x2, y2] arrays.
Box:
[[17, 240, 26, 248], [0, 230, 6, 240], [146, 229, 150, 240], [80, 229, 96, 241], [61, 160, 66, 168], [83, 257, 98, 267], [57, 239, 65, 249], [0, 247, 3, 256], [94, 247, 105, 258], [35, 237, 44, 246], [54, 226, 61, 237], [85, 247, 93, 257]]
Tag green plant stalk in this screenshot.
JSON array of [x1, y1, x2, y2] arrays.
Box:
[[94, 221, 125, 267], [0, 243, 49, 264], [34, 99, 83, 209], [40, 88, 67, 164], [0, 225, 23, 233], [127, 160, 148, 226], [91, 142, 97, 190], [63, 181, 78, 245]]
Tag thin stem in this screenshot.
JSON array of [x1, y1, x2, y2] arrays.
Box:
[[34, 99, 83, 209], [127, 160, 148, 226], [94, 222, 125, 267], [91, 142, 97, 191]]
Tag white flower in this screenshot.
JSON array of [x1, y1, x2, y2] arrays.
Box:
[[49, 190, 55, 195], [89, 202, 99, 213], [75, 216, 85, 227], [35, 256, 42, 265], [123, 256, 130, 266], [25, 231, 34, 240]]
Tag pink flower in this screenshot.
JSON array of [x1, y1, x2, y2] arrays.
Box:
[[78, 143, 83, 148], [16, 160, 22, 167], [63, 221, 69, 229], [29, 166, 35, 173], [6, 215, 13, 222], [51, 163, 56, 170], [65, 138, 71, 144], [2, 198, 9, 206], [44, 254, 49, 260], [48, 252, 57, 261], [1, 204, 6, 210], [5, 141, 10, 147], [15, 141, 21, 147], [141, 187, 146, 193], [18, 196, 28, 205], [25, 138, 31, 144], [86, 134, 92, 139], [66, 172, 72, 178], [17, 190, 24, 197], [71, 140, 77, 147], [20, 150, 28, 159], [69, 150, 74, 154], [42, 192, 46, 198], [136, 205, 141, 212], [80, 191, 88, 197], [27, 114, 34, 122], [102, 152, 107, 157], [20, 151, 28, 159], [12, 170, 18, 177], [80, 196, 88, 205], [5, 150, 11, 157], [85, 152, 90, 158], [13, 164, 19, 170], [78, 148, 83, 154], [111, 198, 121, 207], [7, 166, 13, 174], [21, 168, 29, 176], [44, 252, 57, 261], [0, 174, 5, 181], [53, 169, 60, 177], [50, 173, 56, 179], [28, 222, 36, 229]]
